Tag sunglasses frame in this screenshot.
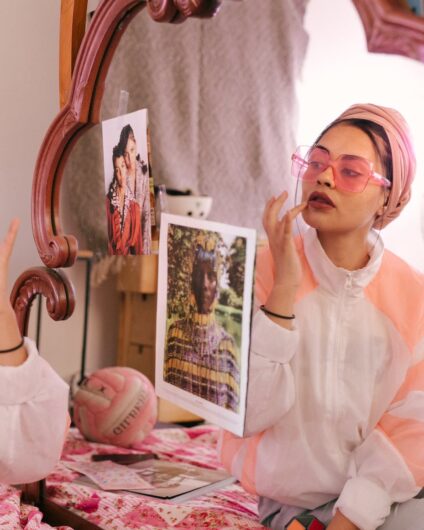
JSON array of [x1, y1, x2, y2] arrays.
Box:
[[291, 145, 392, 193]]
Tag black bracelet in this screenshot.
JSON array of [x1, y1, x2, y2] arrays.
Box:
[[0, 337, 24, 354], [259, 305, 295, 320]]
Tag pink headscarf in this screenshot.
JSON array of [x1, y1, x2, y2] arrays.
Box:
[[332, 103, 416, 229]]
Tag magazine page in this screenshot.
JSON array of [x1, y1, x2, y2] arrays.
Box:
[[127, 460, 236, 500], [101, 108, 157, 255], [70, 459, 236, 502], [155, 213, 256, 436]]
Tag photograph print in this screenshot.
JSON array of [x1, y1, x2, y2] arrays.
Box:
[[156, 213, 256, 436], [101, 108, 155, 256]]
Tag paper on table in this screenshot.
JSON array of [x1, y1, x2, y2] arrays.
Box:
[[65, 460, 154, 491]]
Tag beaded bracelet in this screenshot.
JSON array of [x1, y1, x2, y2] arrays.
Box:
[[0, 337, 24, 354], [259, 305, 295, 320]]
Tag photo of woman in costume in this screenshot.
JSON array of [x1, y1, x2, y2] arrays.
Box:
[[118, 124, 152, 254], [105, 145, 142, 255]]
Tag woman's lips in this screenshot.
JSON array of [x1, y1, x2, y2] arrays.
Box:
[[308, 191, 335, 209]]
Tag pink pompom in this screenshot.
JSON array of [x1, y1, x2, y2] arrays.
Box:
[[73, 367, 157, 447]]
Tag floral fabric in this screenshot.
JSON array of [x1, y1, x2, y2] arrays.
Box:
[[1, 425, 264, 529]]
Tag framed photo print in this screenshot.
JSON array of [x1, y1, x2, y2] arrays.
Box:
[[156, 213, 256, 436], [102, 108, 155, 255]]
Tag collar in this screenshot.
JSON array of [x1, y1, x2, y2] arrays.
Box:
[[192, 312, 216, 326], [302, 228, 384, 295]]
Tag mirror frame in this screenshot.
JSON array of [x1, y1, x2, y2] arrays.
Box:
[[32, 0, 224, 271], [352, 0, 424, 62], [22, 1, 231, 527]]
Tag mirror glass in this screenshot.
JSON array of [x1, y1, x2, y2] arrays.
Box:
[[61, 0, 309, 262], [62, 0, 424, 271]]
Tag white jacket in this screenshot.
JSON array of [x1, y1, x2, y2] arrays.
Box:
[[220, 228, 424, 530], [0, 338, 69, 484]]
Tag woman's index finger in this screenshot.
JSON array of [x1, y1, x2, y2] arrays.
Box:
[[0, 219, 20, 262]]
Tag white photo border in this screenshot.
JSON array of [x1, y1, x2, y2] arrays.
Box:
[[101, 108, 149, 194]]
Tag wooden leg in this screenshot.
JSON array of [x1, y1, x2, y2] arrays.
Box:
[[117, 291, 132, 366], [41, 498, 104, 530]]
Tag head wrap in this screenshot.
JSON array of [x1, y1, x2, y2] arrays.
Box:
[[331, 103, 416, 228]]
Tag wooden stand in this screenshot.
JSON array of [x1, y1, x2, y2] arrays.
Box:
[[116, 255, 202, 423]]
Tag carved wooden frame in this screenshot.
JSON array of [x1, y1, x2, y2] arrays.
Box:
[[352, 0, 424, 62], [13, 1, 227, 528], [32, 0, 223, 271]]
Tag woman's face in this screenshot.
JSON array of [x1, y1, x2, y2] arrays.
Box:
[[192, 261, 218, 314], [301, 123, 388, 237], [124, 136, 137, 172], [114, 156, 127, 189]]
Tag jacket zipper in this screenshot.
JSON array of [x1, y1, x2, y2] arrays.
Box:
[[331, 272, 353, 420]]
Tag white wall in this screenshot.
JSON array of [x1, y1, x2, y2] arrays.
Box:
[[0, 1, 119, 382], [297, 0, 424, 270], [0, 1, 58, 272]]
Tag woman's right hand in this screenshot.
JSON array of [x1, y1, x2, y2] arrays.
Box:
[[260, 192, 307, 329], [0, 219, 20, 314], [262, 191, 307, 290]]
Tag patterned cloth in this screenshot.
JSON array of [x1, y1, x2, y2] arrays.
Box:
[[0, 425, 263, 529], [165, 312, 240, 412], [132, 158, 152, 255]]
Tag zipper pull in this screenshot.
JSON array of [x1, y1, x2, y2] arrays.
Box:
[[345, 274, 353, 289]]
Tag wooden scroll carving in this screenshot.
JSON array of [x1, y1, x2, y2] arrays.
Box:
[[352, 0, 424, 62], [10, 268, 76, 515], [32, 0, 227, 270], [11, 267, 75, 337], [147, 0, 222, 21]]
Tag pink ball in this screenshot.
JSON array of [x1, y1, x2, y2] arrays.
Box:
[[73, 367, 157, 447]]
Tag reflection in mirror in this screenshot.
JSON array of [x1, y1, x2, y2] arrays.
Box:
[[297, 0, 424, 270], [62, 0, 309, 268]]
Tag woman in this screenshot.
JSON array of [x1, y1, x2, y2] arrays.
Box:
[[119, 124, 152, 254], [220, 104, 423, 529], [106, 145, 142, 255], [0, 219, 69, 484], [165, 244, 240, 412]]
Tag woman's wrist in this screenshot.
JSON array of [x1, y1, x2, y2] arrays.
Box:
[[0, 331, 27, 367], [262, 286, 297, 330], [327, 510, 359, 530], [267, 284, 297, 309], [0, 308, 27, 366]]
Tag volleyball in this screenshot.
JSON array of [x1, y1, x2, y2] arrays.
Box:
[[73, 366, 157, 447]]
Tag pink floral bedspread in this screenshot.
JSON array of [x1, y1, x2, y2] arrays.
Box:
[[1, 425, 265, 529]]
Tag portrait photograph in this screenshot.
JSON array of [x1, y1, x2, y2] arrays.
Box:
[[156, 213, 256, 436], [101, 108, 155, 256]]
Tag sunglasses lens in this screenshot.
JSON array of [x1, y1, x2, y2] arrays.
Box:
[[291, 147, 321, 180], [292, 147, 329, 182], [291, 147, 373, 193], [335, 158, 370, 192]]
